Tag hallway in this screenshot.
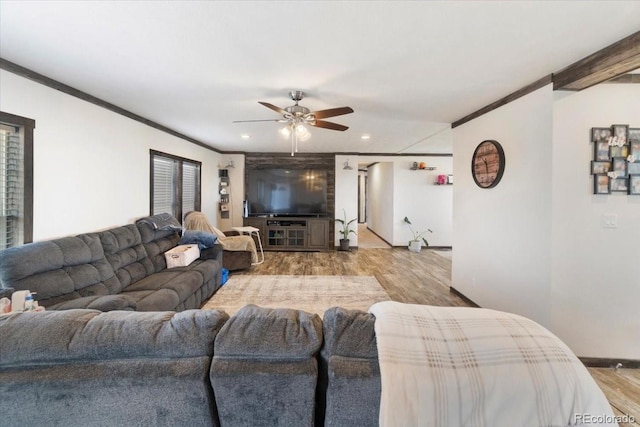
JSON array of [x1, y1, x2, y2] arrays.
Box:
[[357, 224, 390, 249]]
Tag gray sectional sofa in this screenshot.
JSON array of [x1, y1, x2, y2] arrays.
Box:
[[0, 216, 381, 426], [0, 215, 223, 312], [0, 305, 377, 427]]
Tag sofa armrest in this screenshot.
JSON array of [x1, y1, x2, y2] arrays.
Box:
[[200, 243, 223, 263], [49, 295, 137, 312]]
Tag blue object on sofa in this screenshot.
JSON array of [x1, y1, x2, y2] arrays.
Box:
[[180, 229, 218, 250]]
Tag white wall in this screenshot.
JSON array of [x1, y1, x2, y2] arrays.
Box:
[[367, 162, 395, 244], [452, 85, 554, 326], [334, 155, 359, 246], [392, 157, 453, 247], [550, 84, 640, 359], [351, 155, 453, 247], [217, 153, 245, 230], [453, 82, 639, 359], [1, 71, 221, 240]]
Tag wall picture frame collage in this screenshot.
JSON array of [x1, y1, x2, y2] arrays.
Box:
[[591, 124, 640, 195]]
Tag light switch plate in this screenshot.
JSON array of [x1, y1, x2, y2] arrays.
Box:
[[601, 213, 618, 229]]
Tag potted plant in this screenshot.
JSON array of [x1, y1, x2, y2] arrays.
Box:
[[335, 209, 357, 251], [404, 216, 432, 253]]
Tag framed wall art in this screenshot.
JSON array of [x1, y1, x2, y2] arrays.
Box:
[[591, 161, 611, 174], [630, 140, 640, 159], [611, 157, 627, 178], [610, 178, 628, 192], [628, 163, 640, 175], [629, 175, 640, 195], [590, 123, 637, 195], [611, 124, 629, 145], [594, 175, 610, 194]]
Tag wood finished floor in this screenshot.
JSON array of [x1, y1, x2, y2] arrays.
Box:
[[230, 246, 639, 422]]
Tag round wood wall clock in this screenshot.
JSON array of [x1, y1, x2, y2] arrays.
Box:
[[471, 140, 505, 188]]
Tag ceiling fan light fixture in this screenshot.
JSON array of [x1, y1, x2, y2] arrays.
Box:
[[361, 134, 371, 140], [280, 126, 291, 137], [237, 91, 354, 156]]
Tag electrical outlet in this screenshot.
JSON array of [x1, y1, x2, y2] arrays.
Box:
[[601, 213, 618, 229]]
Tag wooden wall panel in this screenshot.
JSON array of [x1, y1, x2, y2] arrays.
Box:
[[244, 153, 336, 241]]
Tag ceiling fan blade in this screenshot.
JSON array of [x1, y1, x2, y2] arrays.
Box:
[[311, 106, 354, 119], [232, 119, 285, 123], [310, 120, 349, 131], [258, 101, 288, 115]]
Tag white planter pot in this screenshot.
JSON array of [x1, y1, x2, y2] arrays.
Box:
[[408, 240, 422, 253]]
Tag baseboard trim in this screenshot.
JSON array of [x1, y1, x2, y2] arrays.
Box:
[[449, 288, 638, 367], [365, 227, 393, 247], [578, 357, 640, 369], [449, 286, 480, 308]]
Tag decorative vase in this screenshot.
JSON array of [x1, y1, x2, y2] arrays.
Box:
[[339, 239, 350, 251], [408, 240, 422, 253]]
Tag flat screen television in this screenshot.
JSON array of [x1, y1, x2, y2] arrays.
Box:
[[246, 169, 328, 217]]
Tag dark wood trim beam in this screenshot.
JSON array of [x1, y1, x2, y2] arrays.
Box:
[[553, 31, 640, 91], [1, 58, 220, 153], [604, 73, 640, 84], [452, 75, 553, 129], [357, 152, 453, 157]]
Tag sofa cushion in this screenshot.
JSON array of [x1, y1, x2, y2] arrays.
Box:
[[322, 307, 377, 359], [48, 294, 137, 311], [0, 308, 229, 427], [215, 304, 322, 358], [98, 224, 155, 289], [0, 233, 121, 308], [136, 216, 181, 273], [211, 305, 321, 427], [319, 308, 380, 427], [0, 308, 229, 366]]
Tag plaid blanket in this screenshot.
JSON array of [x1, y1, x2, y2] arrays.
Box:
[[369, 301, 615, 427]]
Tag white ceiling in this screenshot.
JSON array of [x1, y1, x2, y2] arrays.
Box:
[[1, 1, 639, 155]]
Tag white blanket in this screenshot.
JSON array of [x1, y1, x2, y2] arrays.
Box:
[[369, 301, 615, 427]]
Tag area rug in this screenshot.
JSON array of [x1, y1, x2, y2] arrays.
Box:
[[201, 275, 390, 317]]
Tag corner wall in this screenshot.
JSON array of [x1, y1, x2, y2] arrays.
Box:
[[1, 70, 221, 240], [453, 82, 639, 359], [334, 155, 358, 246], [452, 85, 554, 326], [550, 84, 640, 359]]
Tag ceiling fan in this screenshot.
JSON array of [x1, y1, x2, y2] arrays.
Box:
[[233, 91, 354, 155]]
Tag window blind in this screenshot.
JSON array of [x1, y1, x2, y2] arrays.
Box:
[[0, 123, 24, 250], [182, 161, 199, 214], [150, 151, 201, 221], [152, 156, 177, 217]]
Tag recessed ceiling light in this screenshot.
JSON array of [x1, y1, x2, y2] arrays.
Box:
[[241, 134, 251, 139], [361, 134, 371, 140]]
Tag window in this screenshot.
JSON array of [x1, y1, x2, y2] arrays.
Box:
[[0, 112, 34, 250], [150, 150, 201, 222]]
